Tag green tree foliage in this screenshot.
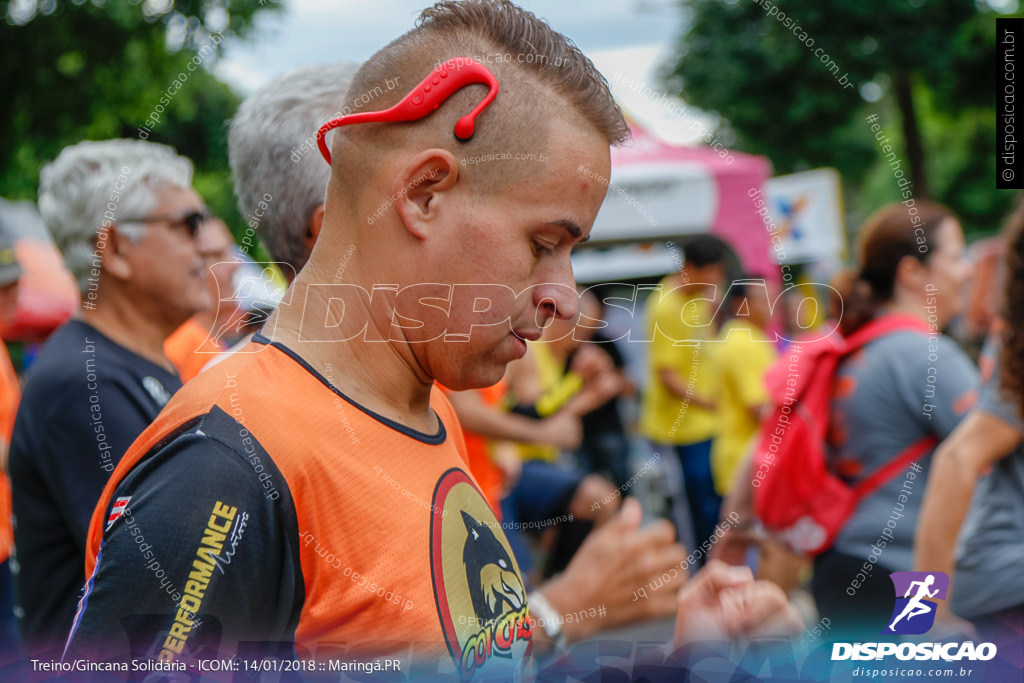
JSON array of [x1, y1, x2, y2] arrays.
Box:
[[0, 0, 282, 239], [665, 0, 1011, 236]]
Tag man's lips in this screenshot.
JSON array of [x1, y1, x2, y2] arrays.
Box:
[[511, 328, 542, 342], [507, 328, 540, 359]]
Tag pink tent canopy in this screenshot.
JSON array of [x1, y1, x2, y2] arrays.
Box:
[[590, 123, 777, 282]]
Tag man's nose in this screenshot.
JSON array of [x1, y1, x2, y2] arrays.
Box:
[[533, 260, 578, 324], [194, 223, 221, 258]]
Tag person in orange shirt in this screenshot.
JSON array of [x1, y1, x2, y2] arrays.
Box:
[[67, 6, 801, 676], [164, 218, 242, 381], [0, 230, 21, 662], [224, 58, 698, 649], [67, 6, 627, 669]]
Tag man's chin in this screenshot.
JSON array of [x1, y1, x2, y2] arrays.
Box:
[[168, 298, 209, 330], [188, 293, 215, 316], [436, 362, 507, 392]]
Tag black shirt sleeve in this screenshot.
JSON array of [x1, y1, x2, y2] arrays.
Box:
[[64, 408, 304, 666], [10, 367, 180, 652], [53, 375, 164, 546]]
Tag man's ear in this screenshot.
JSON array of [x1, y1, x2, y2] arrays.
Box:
[[100, 225, 137, 282], [392, 149, 459, 240], [305, 203, 325, 254]]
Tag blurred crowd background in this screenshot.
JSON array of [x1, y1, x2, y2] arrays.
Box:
[[0, 0, 1021, 669]]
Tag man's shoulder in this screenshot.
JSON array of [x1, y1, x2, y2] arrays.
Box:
[[85, 408, 299, 612], [170, 345, 459, 459], [25, 319, 180, 397], [22, 320, 92, 385], [113, 405, 290, 509]]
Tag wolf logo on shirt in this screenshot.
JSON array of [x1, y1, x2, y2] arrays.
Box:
[[461, 510, 525, 625], [431, 468, 531, 681]]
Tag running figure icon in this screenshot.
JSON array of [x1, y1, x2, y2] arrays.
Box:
[[889, 574, 939, 631]]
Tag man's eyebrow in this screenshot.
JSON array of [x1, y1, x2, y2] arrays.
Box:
[[549, 219, 588, 243]]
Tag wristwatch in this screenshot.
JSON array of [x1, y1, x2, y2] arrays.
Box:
[[527, 591, 568, 649]]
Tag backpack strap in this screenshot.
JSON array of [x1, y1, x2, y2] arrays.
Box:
[[843, 313, 932, 356], [851, 433, 939, 500], [842, 313, 939, 499]]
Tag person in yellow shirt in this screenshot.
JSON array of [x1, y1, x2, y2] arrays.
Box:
[[711, 278, 778, 496], [640, 235, 726, 562]]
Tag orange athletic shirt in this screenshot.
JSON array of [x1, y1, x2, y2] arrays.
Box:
[[439, 380, 508, 513], [0, 340, 20, 564], [71, 334, 531, 679], [163, 317, 225, 382]]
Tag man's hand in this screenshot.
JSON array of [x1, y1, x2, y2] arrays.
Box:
[[491, 442, 523, 492], [539, 498, 688, 641], [570, 344, 613, 380], [565, 369, 624, 417], [713, 455, 758, 566], [535, 411, 583, 451], [674, 560, 804, 645], [709, 525, 761, 566]]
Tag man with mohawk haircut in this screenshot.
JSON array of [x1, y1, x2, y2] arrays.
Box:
[[66, 2, 800, 678]]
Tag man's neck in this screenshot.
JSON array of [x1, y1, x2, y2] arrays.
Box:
[[79, 296, 179, 373], [264, 273, 438, 435]]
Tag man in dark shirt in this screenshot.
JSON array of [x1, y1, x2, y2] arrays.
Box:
[[9, 139, 218, 654]]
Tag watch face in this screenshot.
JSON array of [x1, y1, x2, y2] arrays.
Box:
[[430, 468, 532, 680], [530, 595, 565, 645]]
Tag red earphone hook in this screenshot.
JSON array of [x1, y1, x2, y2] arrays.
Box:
[[317, 57, 500, 165]]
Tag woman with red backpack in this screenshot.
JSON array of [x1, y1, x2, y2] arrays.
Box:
[[717, 201, 978, 638], [916, 199, 1024, 647]]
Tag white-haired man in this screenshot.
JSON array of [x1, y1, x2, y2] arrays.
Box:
[[8, 139, 217, 654], [229, 63, 366, 281]]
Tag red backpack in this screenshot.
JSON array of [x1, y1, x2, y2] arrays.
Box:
[[751, 314, 938, 556]]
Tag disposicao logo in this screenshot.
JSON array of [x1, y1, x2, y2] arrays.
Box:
[[884, 571, 947, 635], [831, 571, 998, 663]]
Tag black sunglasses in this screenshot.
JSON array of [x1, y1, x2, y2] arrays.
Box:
[[118, 210, 211, 238]]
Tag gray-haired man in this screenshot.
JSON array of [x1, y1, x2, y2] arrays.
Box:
[[9, 139, 217, 654]]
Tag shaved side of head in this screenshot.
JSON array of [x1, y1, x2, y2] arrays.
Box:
[[324, 0, 627, 214]]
